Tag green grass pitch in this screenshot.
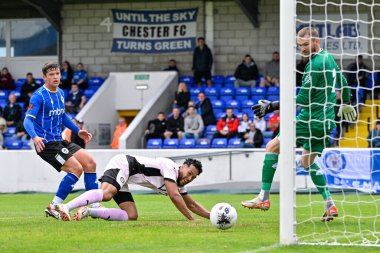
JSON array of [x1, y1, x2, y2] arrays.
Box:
[[0, 193, 380, 253]]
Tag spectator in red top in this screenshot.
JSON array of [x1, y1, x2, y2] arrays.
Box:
[[267, 110, 280, 131], [0, 67, 15, 90], [213, 108, 239, 140]]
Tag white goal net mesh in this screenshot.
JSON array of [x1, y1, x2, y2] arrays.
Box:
[[294, 0, 380, 246]]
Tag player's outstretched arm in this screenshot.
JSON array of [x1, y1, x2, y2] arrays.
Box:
[[164, 179, 195, 220], [24, 116, 45, 152], [182, 194, 210, 219], [251, 100, 280, 118]]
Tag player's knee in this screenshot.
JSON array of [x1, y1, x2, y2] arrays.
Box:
[[70, 164, 83, 177], [102, 190, 114, 201], [266, 139, 279, 153], [128, 212, 138, 220], [83, 158, 96, 172]]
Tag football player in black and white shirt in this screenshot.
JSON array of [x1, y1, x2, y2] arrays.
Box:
[[55, 154, 210, 221]]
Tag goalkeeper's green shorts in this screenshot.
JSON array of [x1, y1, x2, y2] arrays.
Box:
[[278, 125, 332, 155]]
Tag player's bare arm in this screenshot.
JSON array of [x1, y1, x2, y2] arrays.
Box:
[[33, 136, 45, 152], [164, 179, 194, 220], [78, 130, 92, 144], [182, 194, 210, 219]]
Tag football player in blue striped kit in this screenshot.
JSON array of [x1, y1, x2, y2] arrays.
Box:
[[24, 62, 99, 219]]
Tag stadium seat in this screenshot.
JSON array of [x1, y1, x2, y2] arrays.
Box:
[[4, 126, 16, 138], [146, 139, 162, 149], [213, 109, 223, 118], [10, 90, 21, 99], [225, 99, 240, 110], [241, 108, 254, 119], [220, 87, 235, 103], [262, 131, 274, 138], [211, 100, 225, 110], [0, 90, 8, 102], [204, 87, 219, 101], [21, 140, 32, 150], [235, 87, 250, 101], [251, 87, 266, 103], [235, 111, 243, 120], [195, 138, 210, 148], [266, 95, 280, 101], [267, 86, 280, 96], [263, 137, 272, 146], [211, 75, 225, 87], [4, 138, 23, 150], [84, 88, 96, 100], [204, 125, 217, 139], [15, 78, 26, 88], [88, 77, 104, 87], [241, 99, 254, 109], [215, 111, 225, 119], [264, 112, 275, 121], [211, 138, 227, 148], [224, 75, 236, 88], [0, 100, 6, 110], [35, 78, 44, 86], [162, 139, 179, 149], [227, 138, 242, 148], [179, 76, 195, 86], [367, 72, 378, 88], [296, 87, 301, 95], [179, 139, 196, 149]]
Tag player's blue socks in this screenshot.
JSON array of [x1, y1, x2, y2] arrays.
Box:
[[55, 173, 79, 203], [84, 172, 98, 191]]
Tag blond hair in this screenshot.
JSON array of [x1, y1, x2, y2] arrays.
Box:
[[297, 27, 319, 39]]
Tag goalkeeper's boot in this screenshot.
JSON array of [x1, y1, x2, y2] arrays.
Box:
[[320, 205, 338, 222], [44, 204, 61, 219], [74, 206, 90, 221], [55, 203, 71, 221], [241, 196, 270, 211]]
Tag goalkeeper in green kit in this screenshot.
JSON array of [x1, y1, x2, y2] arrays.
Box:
[[241, 27, 357, 222]]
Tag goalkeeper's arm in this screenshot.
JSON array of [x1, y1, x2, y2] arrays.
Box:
[[251, 100, 280, 118]]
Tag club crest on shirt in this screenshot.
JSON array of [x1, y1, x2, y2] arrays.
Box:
[[28, 103, 33, 110], [61, 148, 69, 154]]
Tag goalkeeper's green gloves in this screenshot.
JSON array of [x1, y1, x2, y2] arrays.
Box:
[[337, 104, 357, 122]]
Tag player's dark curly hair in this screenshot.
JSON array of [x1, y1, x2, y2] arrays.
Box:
[[42, 62, 60, 75], [184, 158, 203, 175]]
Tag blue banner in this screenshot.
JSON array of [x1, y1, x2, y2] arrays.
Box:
[[112, 8, 198, 53]]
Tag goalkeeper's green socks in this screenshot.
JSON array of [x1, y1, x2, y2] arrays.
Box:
[[260, 153, 279, 201], [308, 163, 331, 200]]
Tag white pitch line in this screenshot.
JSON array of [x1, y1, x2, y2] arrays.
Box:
[[236, 243, 282, 253]]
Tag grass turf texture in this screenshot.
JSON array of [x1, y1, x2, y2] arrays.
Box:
[[0, 193, 380, 253]]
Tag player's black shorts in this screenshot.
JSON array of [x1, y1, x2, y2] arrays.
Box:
[[37, 140, 81, 172], [99, 168, 135, 204], [194, 70, 212, 84]]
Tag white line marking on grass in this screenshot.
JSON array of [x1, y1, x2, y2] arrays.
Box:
[[237, 243, 282, 253]]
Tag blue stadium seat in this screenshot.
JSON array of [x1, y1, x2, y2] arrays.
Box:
[[211, 138, 227, 148], [21, 140, 32, 150], [162, 139, 179, 149], [235, 111, 243, 120], [220, 87, 235, 103], [263, 137, 272, 146], [266, 95, 279, 101], [17, 102, 25, 112], [264, 112, 275, 121], [228, 138, 242, 148], [146, 139, 162, 149], [213, 108, 223, 118], [15, 78, 26, 88], [267, 86, 280, 96], [215, 111, 225, 119], [195, 138, 210, 148], [241, 99, 254, 109], [211, 75, 225, 87], [179, 139, 196, 149], [88, 77, 104, 87], [10, 90, 21, 99], [0, 90, 8, 102], [0, 100, 6, 110], [4, 138, 23, 150], [262, 131, 274, 138], [367, 72, 378, 88], [235, 87, 250, 101], [204, 87, 219, 101], [35, 78, 44, 86], [204, 125, 217, 139], [179, 76, 195, 86], [241, 108, 254, 119], [84, 88, 96, 100], [211, 100, 224, 110], [224, 75, 236, 88], [225, 99, 240, 110], [251, 87, 266, 102], [190, 87, 203, 97], [4, 127, 16, 138]]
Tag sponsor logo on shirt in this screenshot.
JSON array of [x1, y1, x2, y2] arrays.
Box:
[[49, 108, 65, 116]]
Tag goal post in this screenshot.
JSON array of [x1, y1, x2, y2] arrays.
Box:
[[279, 0, 297, 245]]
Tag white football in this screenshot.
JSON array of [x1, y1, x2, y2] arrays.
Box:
[[210, 203, 237, 230]]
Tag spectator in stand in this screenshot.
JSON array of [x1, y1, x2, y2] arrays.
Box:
[[164, 59, 179, 73], [253, 115, 267, 133], [184, 106, 204, 141], [346, 55, 368, 103], [65, 83, 86, 114], [192, 37, 213, 87], [73, 63, 88, 90], [60, 61, 74, 90], [145, 112, 166, 141], [234, 54, 259, 88], [296, 57, 309, 87], [260, 51, 280, 87], [242, 123, 264, 148], [213, 108, 239, 140], [0, 117, 6, 149], [12, 120, 30, 141], [0, 67, 15, 90], [237, 113, 252, 139], [63, 118, 86, 149], [173, 82, 190, 113], [368, 121, 380, 148], [164, 107, 184, 141], [20, 73, 39, 106], [195, 92, 216, 127], [267, 110, 280, 132], [3, 94, 22, 127], [110, 117, 128, 149]]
